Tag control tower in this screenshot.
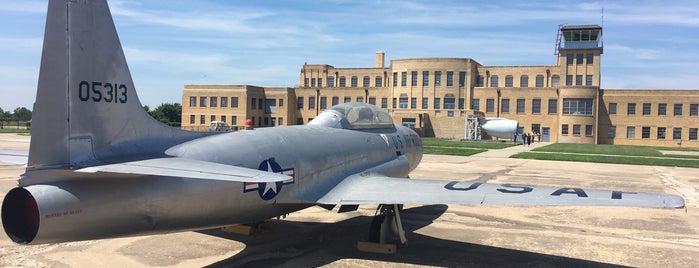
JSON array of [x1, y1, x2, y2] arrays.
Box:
[[554, 24, 603, 144]]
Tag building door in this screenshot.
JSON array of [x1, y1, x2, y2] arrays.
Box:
[[542, 127, 550, 142]]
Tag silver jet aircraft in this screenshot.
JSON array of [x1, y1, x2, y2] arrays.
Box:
[[2, 0, 684, 246]]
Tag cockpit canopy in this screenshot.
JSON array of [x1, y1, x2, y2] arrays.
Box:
[[308, 102, 395, 130]]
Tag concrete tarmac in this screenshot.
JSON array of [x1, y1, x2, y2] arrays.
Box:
[[0, 133, 697, 267]]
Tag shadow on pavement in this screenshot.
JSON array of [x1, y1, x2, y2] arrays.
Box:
[[199, 205, 624, 267]]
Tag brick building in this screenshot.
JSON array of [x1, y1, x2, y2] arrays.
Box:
[[181, 24, 699, 147]]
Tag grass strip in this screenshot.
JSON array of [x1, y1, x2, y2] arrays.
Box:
[[512, 151, 699, 168]]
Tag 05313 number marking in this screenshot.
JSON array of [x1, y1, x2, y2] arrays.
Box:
[[78, 81, 128, 103]]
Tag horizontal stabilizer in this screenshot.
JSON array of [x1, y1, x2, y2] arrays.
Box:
[[311, 174, 685, 209], [76, 157, 290, 183]]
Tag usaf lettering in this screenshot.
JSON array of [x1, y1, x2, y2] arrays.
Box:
[[444, 181, 637, 199]]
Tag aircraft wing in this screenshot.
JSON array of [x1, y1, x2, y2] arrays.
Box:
[[76, 157, 290, 183], [311, 173, 685, 208]]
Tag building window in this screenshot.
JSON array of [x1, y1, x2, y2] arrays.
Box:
[[643, 103, 651, 115], [327, 76, 334, 87], [351, 76, 358, 87], [573, 124, 581, 136], [434, 98, 441, 109], [332, 96, 339, 106], [658, 103, 667, 115], [311, 78, 316, 87], [690, 104, 698, 116], [674, 104, 683, 116], [200, 96, 207, 107], [375, 76, 382, 87], [586, 53, 594, 64], [401, 72, 407, 86], [673, 127, 682, 140], [575, 75, 582, 86], [344, 96, 351, 103], [356, 97, 364, 103], [505, 75, 513, 87], [551, 75, 560, 86], [444, 97, 455, 109], [339, 76, 346, 87], [259, 99, 263, 110], [627, 126, 635, 139], [501, 99, 510, 113], [381, 98, 388, 108], [576, 54, 583, 64], [627, 103, 636, 115], [221, 97, 228, 108], [490, 75, 498, 87], [422, 71, 429, 86], [486, 99, 494, 113], [690, 128, 698, 141], [411, 97, 417, 109], [308, 96, 315, 109], [189, 115, 195, 124], [476, 75, 484, 87], [458, 72, 466, 87], [459, 98, 464, 109], [221, 115, 226, 123], [642, 126, 651, 139], [609, 103, 617, 115], [393, 72, 397, 87], [297, 97, 304, 109], [520, 75, 528, 87], [399, 97, 408, 109], [471, 99, 480, 111], [548, 99, 557, 114], [535, 75, 544, 87], [189, 96, 196, 107], [304, 78, 309, 87], [264, 117, 269, 126], [369, 97, 376, 105], [435, 71, 442, 86], [200, 115, 205, 124], [411, 71, 418, 86], [532, 99, 541, 114], [584, 75, 592, 86], [446, 71, 454, 86], [318, 78, 322, 87], [422, 98, 428, 109], [658, 127, 666, 139], [363, 76, 370, 87], [562, 124, 569, 135], [264, 99, 276, 114], [516, 99, 525, 114], [297, 118, 303, 125], [392, 98, 397, 109], [563, 98, 593, 115], [608, 126, 616, 138], [320, 97, 327, 109], [232, 116, 237, 126], [566, 54, 574, 65], [210, 115, 215, 122], [566, 75, 573, 86]]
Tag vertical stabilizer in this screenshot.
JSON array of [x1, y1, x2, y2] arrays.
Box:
[[28, 0, 203, 170]]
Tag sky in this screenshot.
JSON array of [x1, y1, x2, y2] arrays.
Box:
[[1, 0, 698, 111]]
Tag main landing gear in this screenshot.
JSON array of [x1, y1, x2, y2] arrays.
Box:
[[357, 204, 407, 253]]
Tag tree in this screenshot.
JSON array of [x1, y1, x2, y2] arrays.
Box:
[[147, 103, 181, 127], [13, 107, 32, 121]]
